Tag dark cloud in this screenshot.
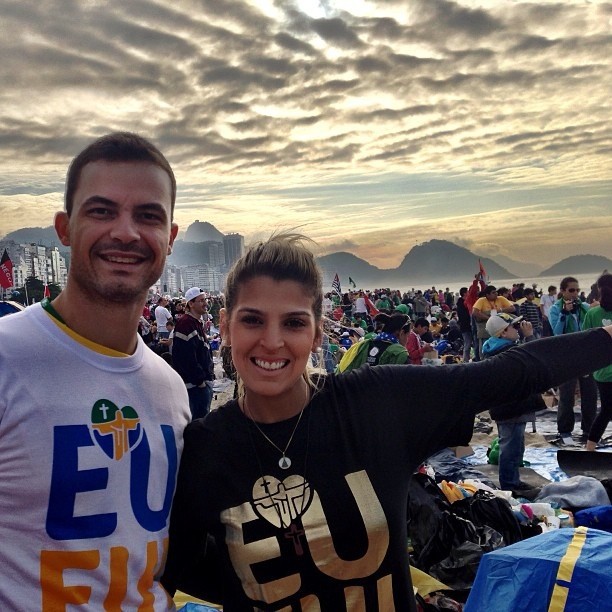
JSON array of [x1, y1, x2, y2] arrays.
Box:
[[411, 0, 503, 39], [0, 0, 609, 258], [510, 35, 560, 53], [274, 32, 317, 54], [311, 17, 363, 48]]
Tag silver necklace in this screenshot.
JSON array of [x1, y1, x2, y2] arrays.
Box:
[[243, 395, 307, 470]]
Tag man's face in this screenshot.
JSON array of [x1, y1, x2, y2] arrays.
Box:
[[500, 324, 519, 341], [525, 292, 535, 302], [486, 290, 498, 300], [189, 295, 207, 318], [55, 161, 178, 304], [415, 325, 429, 336]]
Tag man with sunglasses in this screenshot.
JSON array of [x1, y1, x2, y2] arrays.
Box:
[[549, 276, 597, 445]]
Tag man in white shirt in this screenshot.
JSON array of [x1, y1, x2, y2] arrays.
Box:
[[353, 291, 368, 318], [155, 295, 173, 338], [0, 132, 190, 610]]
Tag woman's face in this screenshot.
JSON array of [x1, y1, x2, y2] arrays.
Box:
[[221, 276, 322, 402], [562, 281, 580, 301]]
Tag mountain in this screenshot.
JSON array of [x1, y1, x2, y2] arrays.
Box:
[[2, 226, 68, 251], [183, 220, 225, 243], [317, 240, 516, 289], [317, 252, 385, 278], [539, 255, 612, 277], [395, 240, 514, 281]]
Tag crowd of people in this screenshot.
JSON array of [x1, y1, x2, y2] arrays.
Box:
[[319, 279, 604, 367], [2, 132, 612, 611]]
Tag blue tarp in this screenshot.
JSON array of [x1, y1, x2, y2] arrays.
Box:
[[465, 527, 612, 611], [466, 444, 570, 482]]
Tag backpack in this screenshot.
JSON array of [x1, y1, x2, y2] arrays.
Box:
[[365, 338, 393, 366]]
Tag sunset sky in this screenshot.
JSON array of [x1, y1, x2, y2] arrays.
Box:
[[0, 0, 610, 268]]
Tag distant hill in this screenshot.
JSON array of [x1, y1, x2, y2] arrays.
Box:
[[539, 255, 612, 277], [394, 240, 514, 281], [184, 220, 225, 243], [317, 252, 385, 278], [318, 240, 515, 288], [2, 226, 67, 251]]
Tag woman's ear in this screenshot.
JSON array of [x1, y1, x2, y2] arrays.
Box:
[[220, 308, 231, 346], [312, 321, 323, 352]]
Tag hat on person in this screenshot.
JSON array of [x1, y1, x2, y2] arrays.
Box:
[[395, 304, 409, 314], [486, 312, 523, 337], [184, 287, 205, 303], [341, 331, 350, 337]]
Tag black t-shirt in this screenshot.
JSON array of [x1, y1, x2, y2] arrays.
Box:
[[163, 329, 612, 611]]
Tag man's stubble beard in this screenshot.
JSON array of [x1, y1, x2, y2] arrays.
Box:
[[69, 257, 164, 305]]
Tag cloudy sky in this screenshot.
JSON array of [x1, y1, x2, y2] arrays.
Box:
[[0, 0, 610, 268]]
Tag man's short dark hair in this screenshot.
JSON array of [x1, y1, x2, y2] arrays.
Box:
[[485, 285, 497, 296], [65, 132, 176, 217], [524, 288, 535, 297], [414, 317, 429, 328]]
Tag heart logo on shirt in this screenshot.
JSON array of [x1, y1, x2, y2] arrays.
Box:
[[602, 318, 612, 327], [90, 399, 142, 460], [252, 475, 312, 529]]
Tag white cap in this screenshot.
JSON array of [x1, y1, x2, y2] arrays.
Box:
[[184, 287, 205, 303], [486, 313, 523, 337]]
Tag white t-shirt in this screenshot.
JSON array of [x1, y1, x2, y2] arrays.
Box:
[[155, 304, 172, 328], [354, 297, 367, 314], [540, 294, 556, 318], [0, 304, 190, 610]]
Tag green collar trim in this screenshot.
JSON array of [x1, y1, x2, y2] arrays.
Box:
[[41, 298, 66, 325]]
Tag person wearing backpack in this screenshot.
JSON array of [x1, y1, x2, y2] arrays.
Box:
[[337, 313, 409, 372]]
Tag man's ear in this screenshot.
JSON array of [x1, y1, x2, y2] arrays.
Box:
[[54, 211, 71, 247], [168, 222, 179, 255]]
